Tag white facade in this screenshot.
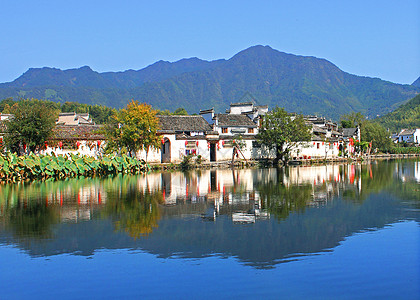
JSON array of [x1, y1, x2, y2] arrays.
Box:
[[398, 129, 420, 144]]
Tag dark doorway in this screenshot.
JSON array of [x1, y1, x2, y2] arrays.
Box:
[[210, 143, 216, 162], [161, 139, 171, 163]]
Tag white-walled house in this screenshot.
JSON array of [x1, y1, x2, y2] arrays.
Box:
[[137, 115, 218, 163], [42, 125, 106, 157], [397, 129, 420, 144]]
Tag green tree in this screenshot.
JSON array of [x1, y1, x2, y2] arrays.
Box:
[[105, 100, 160, 160], [61, 101, 116, 124], [173, 107, 188, 115], [340, 112, 366, 128], [4, 99, 58, 153], [257, 107, 312, 164], [362, 121, 392, 151], [0, 98, 16, 112]]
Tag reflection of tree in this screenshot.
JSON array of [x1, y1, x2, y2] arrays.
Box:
[[2, 200, 59, 238], [256, 168, 313, 220], [341, 161, 403, 203], [103, 175, 164, 239]]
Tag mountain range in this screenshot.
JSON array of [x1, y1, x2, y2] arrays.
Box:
[[0, 45, 419, 120]]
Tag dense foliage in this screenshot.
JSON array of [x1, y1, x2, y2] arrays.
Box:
[[3, 99, 58, 153], [0, 46, 418, 119], [257, 107, 312, 163], [104, 100, 160, 160], [0, 152, 148, 183], [374, 94, 420, 132]]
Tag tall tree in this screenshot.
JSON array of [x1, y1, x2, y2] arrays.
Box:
[[257, 107, 312, 164], [105, 100, 160, 160], [3, 99, 58, 153], [340, 112, 366, 128], [361, 121, 393, 151]]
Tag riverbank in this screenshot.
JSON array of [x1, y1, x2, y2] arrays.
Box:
[[150, 153, 420, 170]]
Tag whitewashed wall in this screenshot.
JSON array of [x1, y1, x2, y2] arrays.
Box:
[[42, 140, 106, 158]]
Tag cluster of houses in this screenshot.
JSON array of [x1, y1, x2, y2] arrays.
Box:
[[0, 99, 368, 163]]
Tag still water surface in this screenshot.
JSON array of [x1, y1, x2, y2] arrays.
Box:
[[0, 160, 419, 299]]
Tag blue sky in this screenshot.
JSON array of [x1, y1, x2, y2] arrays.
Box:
[[1, 0, 419, 84]]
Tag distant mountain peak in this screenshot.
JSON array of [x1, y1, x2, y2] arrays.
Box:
[[0, 45, 419, 120], [412, 76, 420, 87]]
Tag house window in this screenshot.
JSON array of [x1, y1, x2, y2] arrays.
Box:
[[248, 128, 254, 133], [222, 128, 228, 134], [252, 141, 261, 148]]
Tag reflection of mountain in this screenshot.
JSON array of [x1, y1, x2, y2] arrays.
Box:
[[0, 160, 419, 268]]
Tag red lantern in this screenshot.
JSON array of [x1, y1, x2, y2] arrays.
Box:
[[76, 141, 80, 148], [185, 141, 188, 146], [207, 142, 210, 149], [222, 141, 225, 146], [97, 141, 101, 147], [161, 138, 165, 144], [322, 142, 324, 145], [196, 141, 199, 146], [44, 141, 48, 148], [58, 141, 63, 149]]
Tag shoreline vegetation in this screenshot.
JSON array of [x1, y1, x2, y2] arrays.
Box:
[[1, 151, 418, 183], [0, 152, 147, 183]]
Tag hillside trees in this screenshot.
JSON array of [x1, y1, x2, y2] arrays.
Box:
[[257, 107, 312, 164], [104, 100, 160, 161], [374, 94, 420, 132], [3, 99, 58, 153]]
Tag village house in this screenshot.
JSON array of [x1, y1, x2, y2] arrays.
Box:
[[279, 115, 346, 160], [137, 115, 217, 163], [396, 128, 420, 145], [42, 125, 106, 157], [200, 102, 268, 161], [1, 100, 363, 162]]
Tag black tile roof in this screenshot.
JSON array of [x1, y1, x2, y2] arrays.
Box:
[[215, 114, 256, 127], [157, 115, 213, 133], [341, 128, 358, 137], [50, 125, 105, 140]]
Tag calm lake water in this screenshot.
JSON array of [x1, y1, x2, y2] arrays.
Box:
[[0, 159, 419, 299]]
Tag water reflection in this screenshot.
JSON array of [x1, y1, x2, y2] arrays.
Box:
[[0, 159, 419, 268]]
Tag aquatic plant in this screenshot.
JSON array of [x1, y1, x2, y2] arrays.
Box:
[[0, 152, 148, 183]]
